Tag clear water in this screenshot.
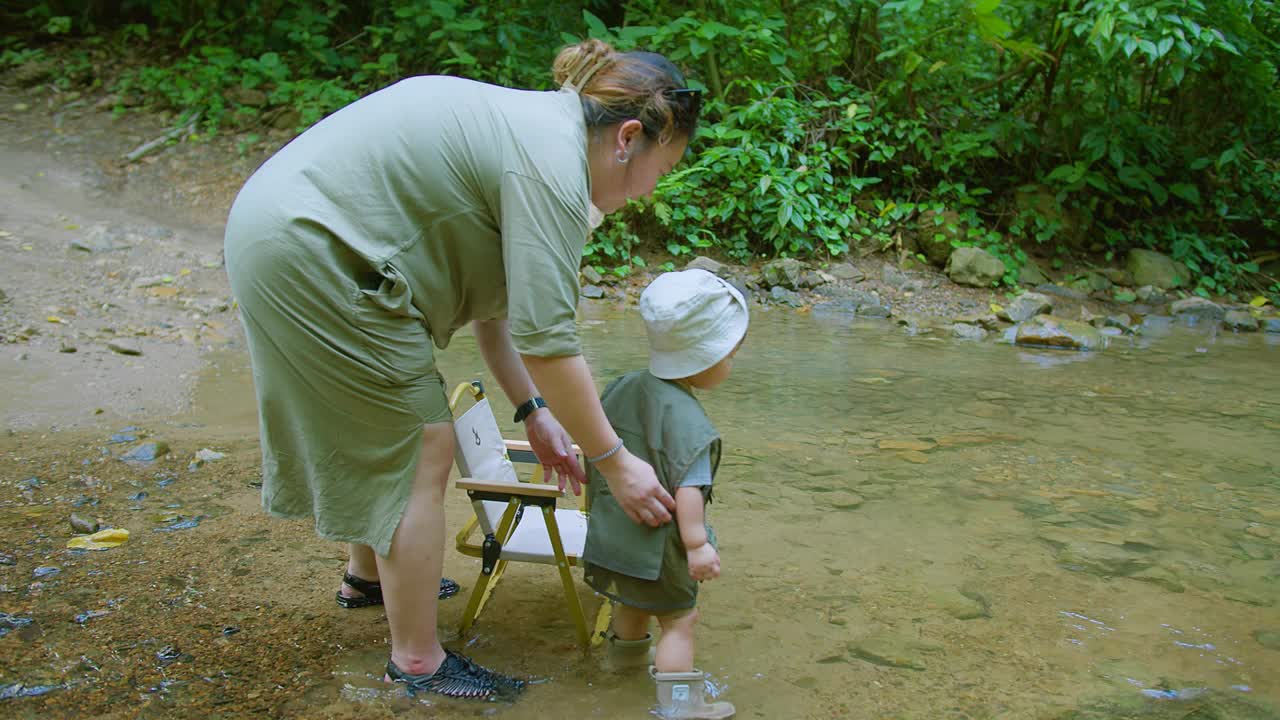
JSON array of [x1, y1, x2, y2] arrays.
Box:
[[285, 305, 1279, 719]]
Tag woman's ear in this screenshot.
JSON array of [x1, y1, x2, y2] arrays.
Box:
[[616, 119, 644, 155]]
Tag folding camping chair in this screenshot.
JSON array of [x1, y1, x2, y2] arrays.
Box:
[[449, 380, 610, 648]]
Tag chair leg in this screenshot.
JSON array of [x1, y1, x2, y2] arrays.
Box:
[[460, 499, 521, 638], [542, 506, 589, 647]]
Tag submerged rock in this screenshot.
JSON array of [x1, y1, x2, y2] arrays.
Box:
[[120, 441, 169, 463], [951, 323, 988, 341], [769, 286, 803, 307], [1171, 297, 1225, 323], [107, 339, 143, 356], [848, 632, 942, 671], [0, 612, 34, 638], [932, 587, 990, 620], [1255, 629, 1280, 651], [1015, 315, 1104, 351], [580, 284, 604, 299], [1223, 309, 1259, 332], [1054, 542, 1153, 577]]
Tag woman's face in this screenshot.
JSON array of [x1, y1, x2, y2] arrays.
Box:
[[593, 121, 689, 213]]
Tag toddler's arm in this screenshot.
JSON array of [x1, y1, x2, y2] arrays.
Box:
[[677, 487, 720, 581]]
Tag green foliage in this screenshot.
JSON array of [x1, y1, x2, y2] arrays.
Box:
[[7, 0, 1278, 295]]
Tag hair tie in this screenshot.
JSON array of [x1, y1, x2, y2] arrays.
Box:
[[561, 56, 609, 94]]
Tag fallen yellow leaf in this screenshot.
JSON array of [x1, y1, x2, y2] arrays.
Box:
[[67, 527, 130, 551], [46, 315, 65, 324], [990, 303, 1004, 314], [1250, 296, 1269, 307], [179, 268, 192, 276]]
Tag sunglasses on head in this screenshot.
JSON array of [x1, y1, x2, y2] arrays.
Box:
[[665, 87, 703, 118]]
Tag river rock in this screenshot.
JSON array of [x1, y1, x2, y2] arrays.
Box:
[[1223, 310, 1258, 332], [1018, 261, 1050, 286], [1095, 314, 1136, 334], [999, 292, 1053, 323], [769, 286, 803, 307], [1129, 566, 1185, 593], [1015, 315, 1104, 351], [685, 256, 728, 277], [762, 258, 806, 289], [580, 265, 603, 284], [946, 247, 1005, 287], [916, 209, 963, 266], [1101, 268, 1133, 286], [580, 284, 604, 299], [1055, 541, 1154, 577], [932, 587, 990, 620], [881, 265, 911, 289], [1035, 283, 1088, 300], [1262, 317, 1280, 333], [69, 513, 99, 534], [952, 323, 988, 341], [847, 632, 942, 671], [1127, 249, 1187, 289], [1135, 285, 1166, 304], [827, 263, 863, 282], [1171, 297, 1225, 323], [1082, 271, 1113, 292], [120, 441, 170, 463], [825, 492, 865, 510], [107, 339, 143, 356], [953, 312, 999, 330], [813, 299, 859, 317]]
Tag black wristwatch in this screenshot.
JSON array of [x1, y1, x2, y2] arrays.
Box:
[[513, 396, 547, 423]]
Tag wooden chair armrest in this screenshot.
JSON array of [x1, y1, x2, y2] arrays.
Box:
[[504, 439, 583, 457], [456, 477, 563, 499]]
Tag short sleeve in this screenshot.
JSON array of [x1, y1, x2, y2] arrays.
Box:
[[500, 171, 588, 357], [676, 447, 713, 488]]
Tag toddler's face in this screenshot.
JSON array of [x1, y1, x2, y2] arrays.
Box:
[[686, 338, 744, 390]]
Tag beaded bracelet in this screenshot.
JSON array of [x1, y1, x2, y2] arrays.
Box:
[[586, 438, 625, 464]]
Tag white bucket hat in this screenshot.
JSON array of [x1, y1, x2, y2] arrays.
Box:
[[640, 269, 749, 380]]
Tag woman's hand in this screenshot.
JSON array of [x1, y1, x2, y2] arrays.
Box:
[[595, 449, 675, 527], [523, 408, 586, 495], [686, 542, 720, 582]]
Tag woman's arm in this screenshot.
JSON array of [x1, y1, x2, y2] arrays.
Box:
[[522, 353, 676, 526], [473, 318, 539, 404], [473, 318, 584, 493]]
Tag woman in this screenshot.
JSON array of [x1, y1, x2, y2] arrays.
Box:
[[223, 39, 702, 699]]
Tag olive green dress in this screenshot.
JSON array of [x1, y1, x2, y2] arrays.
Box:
[[582, 371, 721, 612], [223, 76, 590, 557]]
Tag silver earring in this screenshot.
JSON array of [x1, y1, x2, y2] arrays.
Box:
[[616, 149, 630, 164]]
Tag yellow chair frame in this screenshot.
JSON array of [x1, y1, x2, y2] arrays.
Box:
[[449, 381, 610, 648]]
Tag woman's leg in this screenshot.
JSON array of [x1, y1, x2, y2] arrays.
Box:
[[338, 544, 380, 600], [654, 608, 699, 673], [378, 421, 454, 676]]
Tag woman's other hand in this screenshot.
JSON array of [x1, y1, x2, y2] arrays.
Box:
[[524, 408, 585, 495], [595, 449, 674, 527]]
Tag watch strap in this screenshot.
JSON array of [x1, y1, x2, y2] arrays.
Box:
[[513, 396, 547, 423]]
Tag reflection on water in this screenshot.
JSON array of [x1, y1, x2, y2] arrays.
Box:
[[239, 307, 1280, 717]]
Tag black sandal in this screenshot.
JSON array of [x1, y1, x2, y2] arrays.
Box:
[[385, 650, 525, 700], [336, 573, 462, 609]]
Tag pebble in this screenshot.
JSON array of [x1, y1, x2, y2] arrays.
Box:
[[120, 441, 169, 463], [1246, 525, 1273, 539], [107, 339, 143, 356], [70, 513, 99, 534], [32, 566, 61, 579], [878, 438, 936, 451], [898, 451, 930, 464], [0, 612, 34, 638], [1126, 498, 1161, 517], [58, 340, 77, 353], [1254, 629, 1280, 651], [825, 492, 865, 510], [848, 632, 942, 671]]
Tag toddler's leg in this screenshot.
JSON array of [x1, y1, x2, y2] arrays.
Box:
[[654, 608, 698, 673], [612, 603, 651, 641]]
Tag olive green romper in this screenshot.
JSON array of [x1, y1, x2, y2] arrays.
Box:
[[582, 371, 721, 613], [223, 76, 591, 557]]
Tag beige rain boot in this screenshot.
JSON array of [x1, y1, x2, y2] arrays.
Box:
[[605, 633, 653, 672], [651, 666, 735, 719]]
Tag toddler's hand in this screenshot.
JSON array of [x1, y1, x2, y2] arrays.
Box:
[[687, 542, 720, 582]]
